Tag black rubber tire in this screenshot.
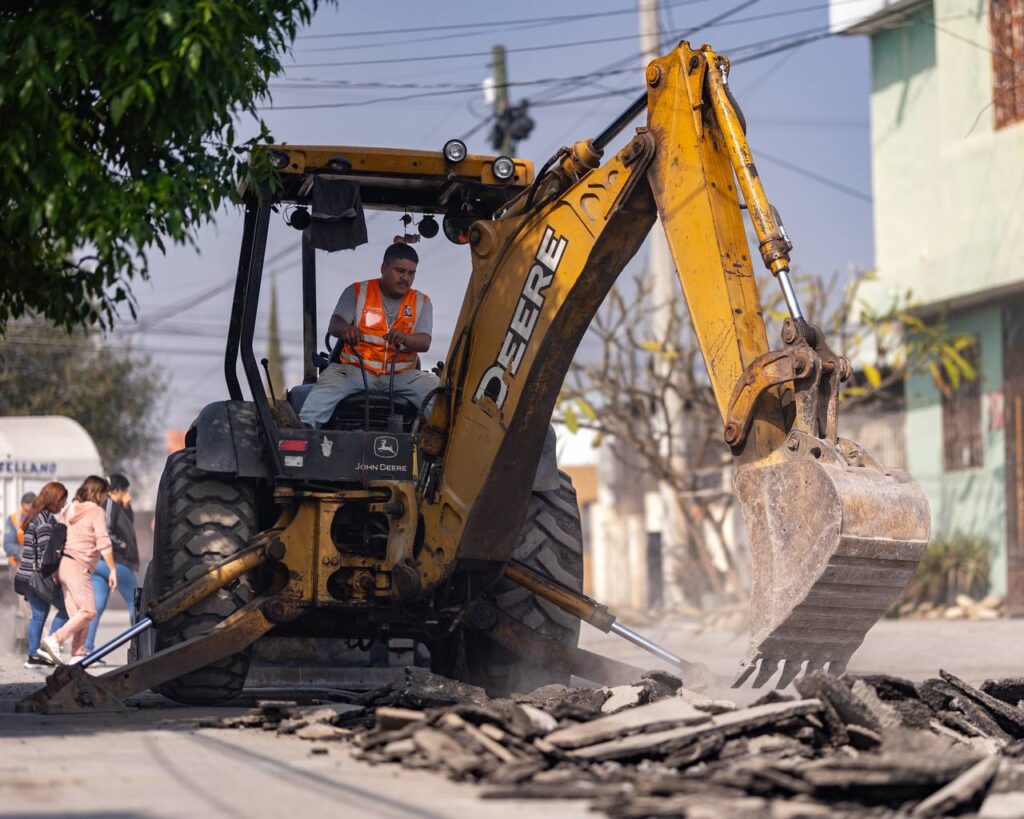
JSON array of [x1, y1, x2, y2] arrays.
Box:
[[459, 471, 585, 696], [149, 448, 258, 705]]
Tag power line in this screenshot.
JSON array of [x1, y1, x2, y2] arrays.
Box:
[[125, 242, 301, 333], [286, 2, 845, 69], [271, 0, 772, 111], [754, 149, 872, 202], [297, 0, 716, 41], [262, 68, 638, 111], [528, 0, 764, 109], [298, 2, 832, 56]]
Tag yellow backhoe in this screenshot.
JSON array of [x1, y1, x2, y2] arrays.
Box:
[[21, 41, 929, 713]]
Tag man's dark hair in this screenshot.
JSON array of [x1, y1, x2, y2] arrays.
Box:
[[383, 243, 418, 266], [108, 473, 130, 492]]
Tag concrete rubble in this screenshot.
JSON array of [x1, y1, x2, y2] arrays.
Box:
[[896, 595, 1006, 621], [206, 666, 1024, 817]]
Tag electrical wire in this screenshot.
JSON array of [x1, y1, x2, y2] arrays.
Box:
[[296, 2, 834, 56], [289, 0, 853, 69], [124, 242, 302, 333], [297, 0, 717, 40], [753, 149, 872, 202]]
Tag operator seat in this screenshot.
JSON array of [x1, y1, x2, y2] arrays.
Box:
[[284, 338, 423, 432]]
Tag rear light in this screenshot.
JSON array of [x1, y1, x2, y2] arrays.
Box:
[[278, 439, 308, 453]]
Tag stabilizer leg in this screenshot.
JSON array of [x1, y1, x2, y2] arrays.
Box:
[[17, 595, 277, 714]]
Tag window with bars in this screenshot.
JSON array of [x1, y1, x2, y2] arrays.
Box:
[[991, 0, 1024, 129], [942, 339, 983, 471]]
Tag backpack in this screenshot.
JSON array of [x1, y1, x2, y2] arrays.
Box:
[[38, 521, 67, 577]]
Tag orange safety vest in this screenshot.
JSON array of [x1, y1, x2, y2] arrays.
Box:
[[9, 511, 25, 546], [339, 279, 426, 376]]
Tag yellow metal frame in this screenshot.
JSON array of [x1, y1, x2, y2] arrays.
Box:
[[256, 144, 534, 190]]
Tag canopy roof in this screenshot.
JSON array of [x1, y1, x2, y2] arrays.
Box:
[[0, 416, 103, 481]]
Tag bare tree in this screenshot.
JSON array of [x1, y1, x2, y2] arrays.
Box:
[[559, 270, 975, 610]]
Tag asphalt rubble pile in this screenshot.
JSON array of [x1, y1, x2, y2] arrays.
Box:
[[207, 667, 1024, 818]]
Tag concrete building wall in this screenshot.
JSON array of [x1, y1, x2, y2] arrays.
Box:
[[904, 306, 1008, 594], [868, 1, 1024, 306], [835, 0, 1024, 596]]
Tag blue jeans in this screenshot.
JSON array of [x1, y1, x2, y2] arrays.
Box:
[[26, 587, 69, 657], [85, 562, 138, 654]]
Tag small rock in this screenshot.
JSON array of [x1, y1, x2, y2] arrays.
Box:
[[276, 718, 307, 735], [676, 687, 737, 715], [955, 593, 978, 611], [295, 723, 349, 741], [944, 605, 965, 620], [600, 685, 646, 714], [518, 704, 558, 736], [381, 737, 417, 757], [375, 707, 426, 731], [397, 667, 489, 709]]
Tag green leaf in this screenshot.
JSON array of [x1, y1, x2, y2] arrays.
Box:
[[574, 397, 597, 421], [897, 312, 927, 331], [110, 86, 135, 125], [863, 363, 881, 389], [187, 41, 203, 72], [564, 406, 579, 433], [942, 357, 961, 391]]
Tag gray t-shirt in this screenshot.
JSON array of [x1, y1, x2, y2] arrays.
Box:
[[334, 283, 432, 337]]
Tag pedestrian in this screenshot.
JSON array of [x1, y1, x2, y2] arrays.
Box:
[[84, 473, 139, 659], [38, 476, 117, 665], [4, 491, 36, 569], [13, 482, 70, 668]]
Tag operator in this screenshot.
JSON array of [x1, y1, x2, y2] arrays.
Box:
[[299, 242, 439, 429]]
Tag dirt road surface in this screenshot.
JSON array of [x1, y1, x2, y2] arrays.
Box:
[[0, 609, 1020, 818]]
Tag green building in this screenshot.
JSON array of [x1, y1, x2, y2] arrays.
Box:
[[831, 0, 1024, 612]]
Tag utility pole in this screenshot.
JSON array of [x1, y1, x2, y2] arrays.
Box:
[[491, 45, 512, 155], [266, 280, 285, 399], [638, 0, 695, 612]]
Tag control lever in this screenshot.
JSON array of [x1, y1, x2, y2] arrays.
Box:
[[387, 340, 403, 433], [346, 344, 371, 431], [260, 358, 277, 402]]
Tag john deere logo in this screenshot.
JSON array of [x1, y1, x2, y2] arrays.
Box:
[[373, 436, 398, 459]]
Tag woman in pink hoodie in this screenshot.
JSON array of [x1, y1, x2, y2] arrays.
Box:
[[39, 476, 117, 663]]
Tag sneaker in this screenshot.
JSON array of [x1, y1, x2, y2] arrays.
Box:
[[24, 655, 52, 668], [38, 635, 63, 665]]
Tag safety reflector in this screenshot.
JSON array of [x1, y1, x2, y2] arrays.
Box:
[[278, 439, 308, 453]]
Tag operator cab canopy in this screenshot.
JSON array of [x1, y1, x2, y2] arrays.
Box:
[[245, 141, 534, 249]]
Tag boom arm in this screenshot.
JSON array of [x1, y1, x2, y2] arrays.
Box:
[[418, 43, 785, 566], [418, 42, 929, 686]]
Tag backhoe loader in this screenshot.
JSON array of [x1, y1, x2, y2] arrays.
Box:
[[20, 41, 930, 713]]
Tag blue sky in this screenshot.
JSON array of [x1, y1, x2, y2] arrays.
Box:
[[124, 0, 875, 436]]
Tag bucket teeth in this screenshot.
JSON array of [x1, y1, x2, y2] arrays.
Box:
[[733, 436, 930, 694], [751, 656, 780, 688], [732, 657, 758, 688], [826, 657, 848, 676], [804, 656, 826, 676], [732, 653, 848, 689], [775, 658, 804, 689]]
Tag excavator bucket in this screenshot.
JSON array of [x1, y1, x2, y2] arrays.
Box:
[[732, 433, 930, 688]]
